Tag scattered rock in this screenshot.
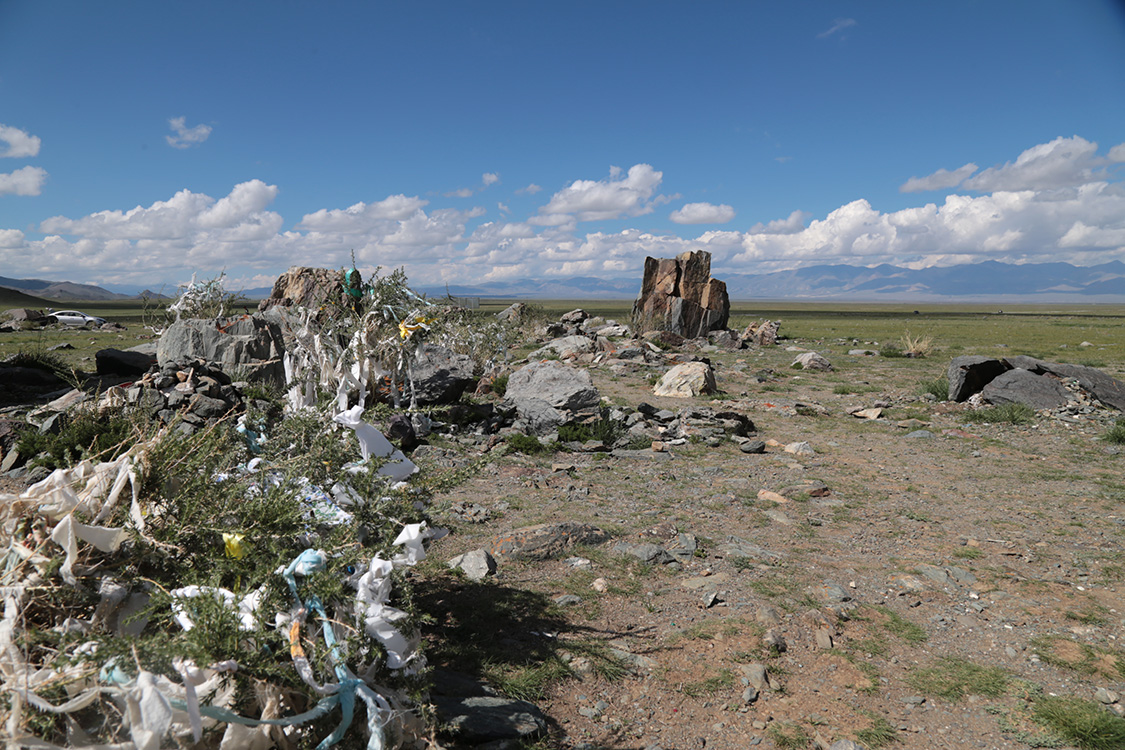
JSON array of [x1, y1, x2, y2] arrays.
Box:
[[433, 696, 547, 743], [791, 352, 832, 371], [653, 361, 716, 398], [447, 549, 498, 581], [488, 522, 609, 560], [784, 441, 815, 456]]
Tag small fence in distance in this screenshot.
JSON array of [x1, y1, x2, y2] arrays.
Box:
[[447, 296, 480, 310]]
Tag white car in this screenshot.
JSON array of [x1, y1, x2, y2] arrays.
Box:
[[48, 310, 107, 327]]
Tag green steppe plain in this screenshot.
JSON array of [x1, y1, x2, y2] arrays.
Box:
[[5, 297, 1125, 374]]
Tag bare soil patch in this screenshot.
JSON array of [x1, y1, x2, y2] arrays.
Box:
[[420, 339, 1125, 749]]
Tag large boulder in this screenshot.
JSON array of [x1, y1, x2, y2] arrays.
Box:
[[157, 314, 287, 385], [947, 355, 1011, 402], [96, 347, 156, 377], [4, 308, 46, 323], [529, 335, 597, 360], [257, 267, 344, 314], [408, 343, 476, 404], [1006, 356, 1125, 410], [632, 250, 730, 338], [505, 360, 600, 435], [980, 368, 1071, 410]]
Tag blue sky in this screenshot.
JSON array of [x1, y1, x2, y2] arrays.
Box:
[[1, 1, 1123, 292]]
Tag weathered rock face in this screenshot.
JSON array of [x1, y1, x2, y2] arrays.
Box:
[[980, 368, 1070, 410], [505, 360, 600, 435], [256, 267, 344, 313], [632, 251, 730, 338], [947, 355, 1012, 402], [947, 354, 1125, 412], [157, 314, 287, 385], [408, 343, 476, 404]]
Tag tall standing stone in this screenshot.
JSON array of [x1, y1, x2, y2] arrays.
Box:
[[632, 251, 729, 338]]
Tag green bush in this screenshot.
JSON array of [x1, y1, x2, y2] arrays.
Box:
[[556, 417, 623, 445], [880, 345, 906, 358], [491, 373, 509, 397], [506, 433, 552, 454], [18, 410, 139, 470]]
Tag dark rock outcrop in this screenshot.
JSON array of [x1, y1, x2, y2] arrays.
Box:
[[947, 356, 1012, 402], [256, 266, 345, 314], [157, 314, 287, 385], [632, 250, 729, 338]]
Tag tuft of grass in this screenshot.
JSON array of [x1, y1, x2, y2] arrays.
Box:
[[556, 417, 624, 445], [1030, 636, 1125, 679], [964, 402, 1036, 425], [1102, 418, 1125, 445], [906, 657, 1009, 701], [680, 668, 735, 697], [856, 715, 901, 748], [900, 332, 934, 357], [919, 375, 949, 400], [1032, 696, 1125, 750], [872, 605, 928, 645], [767, 722, 811, 749]]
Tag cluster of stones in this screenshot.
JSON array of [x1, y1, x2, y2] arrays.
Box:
[[128, 358, 248, 435], [948, 354, 1125, 421]]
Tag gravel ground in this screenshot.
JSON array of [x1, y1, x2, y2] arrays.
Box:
[[422, 341, 1125, 749]]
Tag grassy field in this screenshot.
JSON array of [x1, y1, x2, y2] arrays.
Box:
[[483, 298, 1125, 371], [5, 296, 1125, 375]]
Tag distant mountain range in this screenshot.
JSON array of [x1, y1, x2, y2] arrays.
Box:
[[4, 261, 1125, 304], [0, 275, 171, 302]]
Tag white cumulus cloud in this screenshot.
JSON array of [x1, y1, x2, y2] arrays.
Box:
[[670, 202, 735, 224], [166, 116, 212, 149], [0, 125, 42, 158], [900, 163, 978, 193], [5, 135, 1125, 290], [539, 164, 665, 222], [298, 195, 429, 233], [963, 135, 1109, 191], [482, 172, 500, 186], [748, 210, 811, 235], [0, 166, 48, 196]]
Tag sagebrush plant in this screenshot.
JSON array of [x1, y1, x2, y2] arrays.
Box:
[[18, 408, 143, 470], [7, 268, 484, 748]]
